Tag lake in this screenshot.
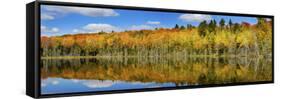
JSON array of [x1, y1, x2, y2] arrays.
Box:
[[41, 56, 272, 94]]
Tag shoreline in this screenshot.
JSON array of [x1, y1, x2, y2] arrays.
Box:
[[41, 55, 268, 59]]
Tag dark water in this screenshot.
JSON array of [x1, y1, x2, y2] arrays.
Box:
[[41, 57, 272, 94]]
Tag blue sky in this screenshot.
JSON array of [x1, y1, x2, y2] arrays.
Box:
[[41, 5, 258, 36]]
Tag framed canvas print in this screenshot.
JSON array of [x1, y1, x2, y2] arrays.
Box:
[[26, 0, 274, 98]]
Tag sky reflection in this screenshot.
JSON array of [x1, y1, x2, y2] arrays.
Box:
[[41, 78, 176, 94]]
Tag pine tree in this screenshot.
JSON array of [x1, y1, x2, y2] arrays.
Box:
[[219, 18, 225, 28], [233, 23, 241, 33], [228, 19, 233, 28], [198, 20, 208, 37], [186, 24, 194, 30], [214, 20, 217, 27], [180, 25, 185, 30], [174, 24, 179, 29], [208, 20, 217, 33]]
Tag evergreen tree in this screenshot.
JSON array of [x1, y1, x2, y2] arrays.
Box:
[[174, 24, 179, 29], [214, 20, 217, 27], [186, 24, 194, 30], [180, 25, 185, 30], [233, 23, 241, 33], [198, 20, 208, 37], [228, 19, 233, 28], [208, 20, 217, 33], [219, 18, 225, 28]]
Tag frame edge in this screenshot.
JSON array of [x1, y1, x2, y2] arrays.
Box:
[[26, 1, 40, 98]]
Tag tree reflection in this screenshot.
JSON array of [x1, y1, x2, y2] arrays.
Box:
[[41, 57, 272, 85]]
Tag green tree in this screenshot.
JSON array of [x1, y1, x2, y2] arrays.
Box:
[[219, 18, 225, 28], [233, 23, 241, 33], [186, 24, 193, 29], [180, 25, 185, 30], [174, 24, 179, 29], [208, 20, 217, 33], [228, 19, 233, 28], [198, 20, 208, 37]]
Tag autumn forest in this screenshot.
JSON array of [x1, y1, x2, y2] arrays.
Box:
[[41, 18, 272, 58]]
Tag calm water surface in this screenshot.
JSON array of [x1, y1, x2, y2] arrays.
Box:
[[41, 57, 272, 94]]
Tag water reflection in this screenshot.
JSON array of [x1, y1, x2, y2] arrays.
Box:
[[42, 78, 175, 94], [41, 57, 272, 94]]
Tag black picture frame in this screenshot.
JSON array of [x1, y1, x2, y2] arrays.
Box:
[[26, 0, 274, 98]]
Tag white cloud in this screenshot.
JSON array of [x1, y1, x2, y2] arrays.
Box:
[[83, 23, 121, 33], [72, 23, 157, 34], [72, 29, 84, 33], [147, 21, 160, 25], [43, 5, 119, 18], [41, 13, 55, 20], [129, 25, 153, 30], [179, 14, 212, 22], [41, 25, 59, 33], [71, 79, 80, 83], [51, 80, 59, 85], [83, 80, 115, 88]]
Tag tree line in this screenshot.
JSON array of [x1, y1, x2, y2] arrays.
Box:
[[41, 18, 272, 58]]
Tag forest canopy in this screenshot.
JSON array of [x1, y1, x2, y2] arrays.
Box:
[[41, 18, 272, 58]]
